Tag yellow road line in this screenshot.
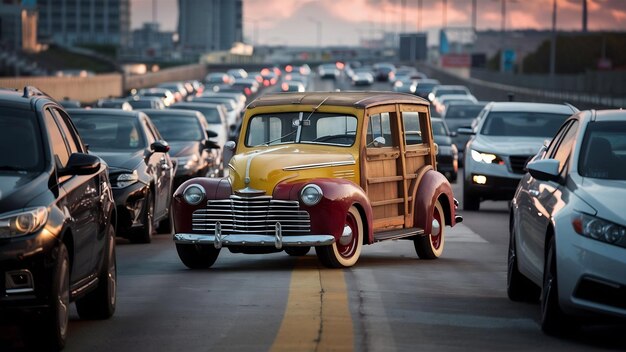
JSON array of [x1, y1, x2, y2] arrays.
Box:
[[270, 257, 354, 352]]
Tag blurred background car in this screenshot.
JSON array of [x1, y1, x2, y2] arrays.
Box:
[[157, 82, 188, 102], [351, 70, 375, 86], [441, 101, 488, 164], [281, 81, 306, 92], [136, 87, 176, 107], [431, 117, 458, 182], [141, 109, 221, 188], [318, 63, 340, 79], [509, 109, 626, 334], [432, 93, 478, 117], [460, 102, 578, 211], [127, 96, 165, 110], [428, 85, 472, 103], [372, 62, 396, 81], [70, 109, 174, 243], [204, 72, 235, 87], [96, 98, 133, 110], [414, 79, 441, 99]]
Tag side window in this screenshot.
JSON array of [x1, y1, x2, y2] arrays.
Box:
[[402, 111, 422, 145], [52, 108, 82, 154], [44, 109, 71, 168], [551, 121, 579, 174], [366, 112, 394, 147]]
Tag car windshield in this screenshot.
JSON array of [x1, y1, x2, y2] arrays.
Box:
[[431, 120, 448, 136], [444, 105, 484, 119], [72, 114, 146, 151], [436, 88, 467, 97], [0, 108, 44, 172], [171, 105, 221, 124], [578, 121, 626, 180], [246, 112, 357, 147], [480, 112, 569, 137], [149, 115, 203, 141]]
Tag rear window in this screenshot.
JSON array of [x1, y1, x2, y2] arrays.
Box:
[[149, 115, 203, 141], [480, 111, 569, 137], [72, 114, 146, 151], [0, 108, 45, 172], [171, 105, 221, 124], [444, 105, 484, 119]]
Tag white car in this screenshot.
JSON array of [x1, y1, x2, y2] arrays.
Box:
[[460, 102, 578, 211], [509, 109, 626, 334]]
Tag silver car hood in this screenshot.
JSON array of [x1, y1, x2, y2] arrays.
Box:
[[471, 135, 545, 156], [578, 177, 626, 225]]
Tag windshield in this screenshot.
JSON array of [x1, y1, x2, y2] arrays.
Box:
[[245, 112, 357, 147], [480, 111, 569, 137], [72, 114, 146, 151], [579, 121, 626, 180], [431, 120, 448, 136], [0, 108, 45, 172], [171, 105, 221, 124], [444, 105, 484, 119], [149, 115, 203, 141], [435, 88, 467, 97]]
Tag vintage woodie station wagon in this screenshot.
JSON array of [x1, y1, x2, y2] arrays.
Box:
[[172, 91, 462, 268]]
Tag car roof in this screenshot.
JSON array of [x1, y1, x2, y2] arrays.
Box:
[[248, 91, 428, 109], [592, 109, 626, 122], [66, 108, 143, 118], [487, 102, 577, 114]]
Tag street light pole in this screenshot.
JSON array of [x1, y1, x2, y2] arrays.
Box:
[[549, 0, 557, 76]]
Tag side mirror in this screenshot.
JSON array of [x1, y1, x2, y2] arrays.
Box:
[[224, 141, 236, 151], [368, 136, 386, 148], [449, 131, 458, 137], [527, 159, 560, 181], [206, 129, 218, 138], [59, 153, 101, 176], [150, 140, 170, 153], [204, 140, 220, 149], [457, 127, 474, 135]]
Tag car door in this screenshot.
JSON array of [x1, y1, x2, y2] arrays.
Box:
[[45, 107, 101, 281], [142, 116, 173, 220], [517, 120, 579, 281]]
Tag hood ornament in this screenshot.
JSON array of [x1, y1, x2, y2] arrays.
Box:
[[235, 187, 266, 197]]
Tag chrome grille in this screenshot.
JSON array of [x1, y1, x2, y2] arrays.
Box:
[[192, 195, 311, 235], [509, 155, 532, 174]]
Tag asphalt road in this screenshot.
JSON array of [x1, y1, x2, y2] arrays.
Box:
[[2, 74, 625, 352]]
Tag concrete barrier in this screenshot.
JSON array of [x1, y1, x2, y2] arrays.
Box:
[[124, 64, 207, 92], [0, 74, 123, 103]]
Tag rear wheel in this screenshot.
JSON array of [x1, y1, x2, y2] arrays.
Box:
[[285, 247, 310, 257], [414, 200, 445, 259], [176, 243, 220, 269], [507, 228, 539, 302], [316, 206, 363, 268], [76, 224, 117, 319], [36, 243, 70, 350]]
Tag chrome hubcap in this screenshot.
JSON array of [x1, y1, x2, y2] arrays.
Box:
[[339, 224, 353, 246]]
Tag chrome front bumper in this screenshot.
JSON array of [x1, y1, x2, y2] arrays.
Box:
[[173, 233, 335, 249]]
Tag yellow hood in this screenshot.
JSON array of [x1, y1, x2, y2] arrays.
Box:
[[228, 145, 358, 194]]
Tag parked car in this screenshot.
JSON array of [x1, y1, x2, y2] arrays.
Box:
[[431, 117, 458, 182], [171, 92, 461, 269], [141, 109, 222, 188], [69, 109, 174, 243], [169, 102, 229, 172], [441, 102, 487, 165], [460, 102, 578, 211], [508, 109, 626, 334], [0, 87, 116, 350]]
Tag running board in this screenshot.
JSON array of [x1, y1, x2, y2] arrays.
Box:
[[374, 227, 425, 242]]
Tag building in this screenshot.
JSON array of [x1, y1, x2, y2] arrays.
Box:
[[178, 0, 242, 55], [127, 22, 176, 61], [0, 0, 39, 52], [36, 0, 130, 46]]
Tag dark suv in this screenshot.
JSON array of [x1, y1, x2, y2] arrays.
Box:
[[0, 87, 117, 350]]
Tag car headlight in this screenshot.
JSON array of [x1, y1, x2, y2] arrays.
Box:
[[111, 171, 139, 188], [470, 149, 503, 164], [0, 207, 48, 238], [176, 155, 199, 170], [300, 184, 323, 206], [573, 213, 626, 248], [183, 184, 206, 205]]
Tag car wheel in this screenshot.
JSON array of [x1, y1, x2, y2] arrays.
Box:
[[176, 243, 220, 269], [315, 206, 363, 268], [76, 224, 117, 319], [285, 247, 310, 257], [541, 237, 569, 335], [507, 228, 539, 302], [463, 183, 480, 211], [37, 243, 70, 350], [131, 191, 155, 243], [414, 200, 445, 259]]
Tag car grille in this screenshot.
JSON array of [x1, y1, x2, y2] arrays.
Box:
[[192, 195, 311, 235], [509, 155, 532, 174]]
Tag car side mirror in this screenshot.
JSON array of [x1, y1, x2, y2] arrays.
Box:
[[527, 159, 560, 181], [206, 129, 218, 138], [457, 127, 474, 135], [204, 140, 220, 149], [59, 153, 101, 176], [150, 140, 170, 153], [367, 136, 386, 148], [449, 131, 457, 137], [224, 141, 236, 151]]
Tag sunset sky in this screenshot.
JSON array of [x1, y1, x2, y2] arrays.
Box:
[[131, 0, 626, 46]]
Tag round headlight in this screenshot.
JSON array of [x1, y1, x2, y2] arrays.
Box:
[[183, 184, 206, 205], [300, 184, 323, 206]]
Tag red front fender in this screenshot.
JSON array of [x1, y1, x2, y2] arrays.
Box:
[[273, 179, 374, 244], [413, 170, 457, 235]]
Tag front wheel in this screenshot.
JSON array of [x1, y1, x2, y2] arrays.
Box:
[[131, 191, 155, 243], [76, 224, 117, 319], [414, 200, 445, 259], [176, 243, 220, 269], [541, 237, 571, 335], [507, 228, 539, 302], [316, 206, 363, 268]]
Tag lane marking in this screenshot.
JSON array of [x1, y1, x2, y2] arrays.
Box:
[[446, 223, 488, 243], [271, 257, 354, 352]]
